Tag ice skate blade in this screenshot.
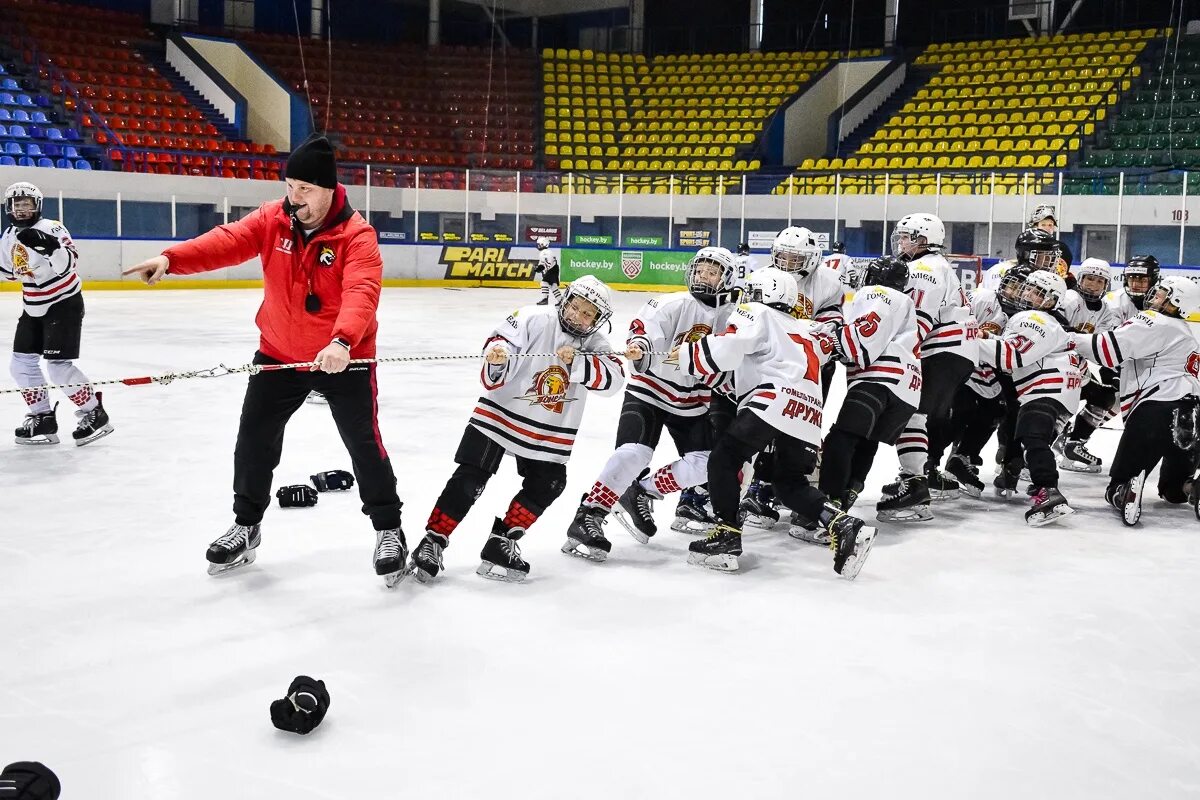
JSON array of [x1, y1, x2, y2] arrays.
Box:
[[74, 424, 114, 447], [836, 526, 877, 581], [1025, 504, 1075, 527], [686, 551, 739, 572], [1059, 458, 1101, 474], [14, 434, 59, 445], [383, 566, 412, 588], [561, 538, 609, 562], [612, 509, 652, 544], [788, 525, 829, 546], [929, 488, 960, 502], [742, 512, 780, 529], [207, 549, 256, 576], [1122, 472, 1146, 526], [875, 505, 933, 522], [411, 565, 438, 584], [670, 517, 710, 534], [476, 560, 527, 582], [957, 484, 984, 499], [993, 486, 1018, 500]]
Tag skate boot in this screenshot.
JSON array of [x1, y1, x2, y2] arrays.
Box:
[[409, 531, 448, 583], [14, 404, 58, 445], [841, 481, 864, 511], [206, 523, 262, 575], [788, 507, 829, 545], [739, 480, 781, 528], [686, 523, 742, 572], [614, 480, 657, 543], [71, 392, 113, 446], [1025, 486, 1074, 527], [1106, 471, 1146, 526], [563, 503, 612, 562], [373, 527, 409, 588], [820, 503, 877, 580], [944, 454, 985, 498], [305, 390, 329, 405], [876, 474, 933, 522], [1059, 439, 1102, 473], [994, 463, 1022, 499], [477, 518, 530, 582], [671, 487, 715, 533], [926, 468, 961, 502]]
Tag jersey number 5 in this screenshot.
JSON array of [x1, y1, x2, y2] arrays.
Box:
[[853, 311, 881, 337]]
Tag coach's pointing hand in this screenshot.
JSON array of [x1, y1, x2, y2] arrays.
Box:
[[123, 255, 170, 286]]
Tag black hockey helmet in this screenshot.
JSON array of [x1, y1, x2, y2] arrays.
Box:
[[831, 240, 846, 254], [736, 242, 750, 256], [1014, 228, 1060, 271], [857, 255, 909, 292], [1123, 254, 1161, 299]]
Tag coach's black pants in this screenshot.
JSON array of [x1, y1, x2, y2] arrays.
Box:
[[233, 352, 402, 530], [1110, 399, 1199, 503]]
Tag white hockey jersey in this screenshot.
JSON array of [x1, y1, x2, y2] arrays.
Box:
[[471, 305, 624, 463], [906, 252, 977, 362], [978, 309, 1083, 409], [965, 287, 1008, 399], [1070, 310, 1200, 418], [0, 218, 81, 316], [678, 302, 835, 444], [626, 292, 733, 417], [836, 286, 922, 407], [980, 260, 1014, 293], [732, 254, 760, 289], [1060, 289, 1120, 334], [1105, 289, 1143, 325], [821, 253, 851, 284], [796, 264, 845, 325]]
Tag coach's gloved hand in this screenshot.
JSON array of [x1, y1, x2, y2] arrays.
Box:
[[311, 469, 355, 492], [15, 227, 59, 257], [542, 258, 560, 286], [270, 675, 330, 735], [276, 484, 318, 508], [0, 762, 62, 800]]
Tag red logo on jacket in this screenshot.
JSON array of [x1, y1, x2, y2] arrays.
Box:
[[517, 366, 574, 413]]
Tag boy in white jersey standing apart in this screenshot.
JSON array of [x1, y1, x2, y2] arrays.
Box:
[[1, 181, 112, 446]]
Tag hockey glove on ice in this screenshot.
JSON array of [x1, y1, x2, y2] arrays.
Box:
[[0, 761, 61, 800], [311, 469, 355, 492], [269, 675, 331, 735], [15, 228, 59, 258], [276, 484, 318, 508]]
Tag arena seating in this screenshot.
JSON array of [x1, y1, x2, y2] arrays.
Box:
[[776, 29, 1159, 195], [0, 0, 279, 179]]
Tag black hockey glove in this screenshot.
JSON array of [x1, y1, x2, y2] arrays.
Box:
[[0, 762, 61, 800], [1173, 396, 1200, 453], [542, 259, 560, 286], [269, 675, 330, 735], [15, 227, 59, 258], [276, 484, 318, 508], [311, 469, 355, 492]]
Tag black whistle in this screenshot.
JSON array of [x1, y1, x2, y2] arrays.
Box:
[[305, 293, 321, 313]]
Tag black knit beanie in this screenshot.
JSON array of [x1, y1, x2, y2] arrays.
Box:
[[285, 134, 338, 189]]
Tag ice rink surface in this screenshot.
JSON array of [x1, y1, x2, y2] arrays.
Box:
[[2, 287, 1200, 799]]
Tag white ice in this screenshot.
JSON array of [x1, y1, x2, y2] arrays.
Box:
[[2, 287, 1200, 800]]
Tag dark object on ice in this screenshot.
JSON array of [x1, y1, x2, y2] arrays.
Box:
[[270, 675, 331, 735], [0, 761, 61, 800]]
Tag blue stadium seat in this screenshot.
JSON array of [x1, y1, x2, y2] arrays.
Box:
[[0, 156, 14, 166], [16, 94, 32, 107], [12, 109, 30, 122], [0, 92, 14, 105], [73, 159, 90, 170], [0, 124, 7, 136], [26, 143, 41, 156], [30, 111, 46, 123], [9, 125, 27, 138], [45, 127, 63, 140], [4, 142, 22, 155], [0, 78, 18, 91], [36, 157, 52, 168], [0, 64, 7, 74], [17, 156, 33, 166], [33, 95, 50, 108], [0, 109, 9, 121], [64, 128, 80, 141], [63, 145, 80, 158], [54, 158, 70, 168]]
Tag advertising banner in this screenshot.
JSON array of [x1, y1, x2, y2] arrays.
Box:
[[573, 233, 614, 246], [436, 245, 538, 282], [561, 248, 690, 286], [525, 225, 563, 243], [623, 234, 664, 247], [676, 229, 712, 248]]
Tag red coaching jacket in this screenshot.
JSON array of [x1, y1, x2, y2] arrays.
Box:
[[161, 185, 383, 363]]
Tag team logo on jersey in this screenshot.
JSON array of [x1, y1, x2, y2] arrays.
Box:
[[673, 323, 712, 346], [517, 365, 574, 413], [795, 293, 814, 319], [621, 251, 644, 280], [1188, 352, 1200, 379], [318, 246, 336, 267], [276, 237, 294, 255], [10, 243, 33, 278]]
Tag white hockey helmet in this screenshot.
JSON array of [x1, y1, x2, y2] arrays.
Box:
[[890, 213, 945, 259], [535, 236, 552, 250], [1076, 257, 1112, 301], [1147, 276, 1200, 319], [746, 267, 799, 313], [771, 226, 822, 276], [686, 246, 738, 306], [4, 181, 42, 227], [1019, 269, 1068, 310], [1028, 204, 1057, 230], [559, 274, 613, 337]]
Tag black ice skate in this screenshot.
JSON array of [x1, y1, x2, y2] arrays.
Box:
[[1107, 471, 1146, 526], [477, 518, 530, 582], [926, 469, 961, 502], [14, 403, 58, 445], [687, 523, 742, 572], [671, 487, 715, 533], [410, 531, 448, 583], [994, 463, 1022, 499], [563, 504, 612, 562], [72, 393, 113, 446], [614, 480, 657, 543], [373, 527, 409, 587], [1059, 440, 1102, 473], [945, 454, 984, 498], [739, 480, 781, 528], [876, 474, 933, 522], [1025, 487, 1074, 527], [821, 504, 877, 580], [206, 523, 262, 575], [788, 509, 828, 545]]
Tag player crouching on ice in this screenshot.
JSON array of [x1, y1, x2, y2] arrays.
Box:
[[410, 275, 626, 583], [669, 268, 876, 579], [1068, 276, 1200, 525]]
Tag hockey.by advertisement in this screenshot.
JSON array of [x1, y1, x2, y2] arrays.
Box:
[[560, 248, 692, 287]]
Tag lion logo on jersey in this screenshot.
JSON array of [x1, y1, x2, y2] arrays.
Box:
[[517, 365, 574, 413], [672, 323, 712, 346], [794, 293, 815, 319], [10, 243, 33, 279], [318, 246, 336, 267]]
